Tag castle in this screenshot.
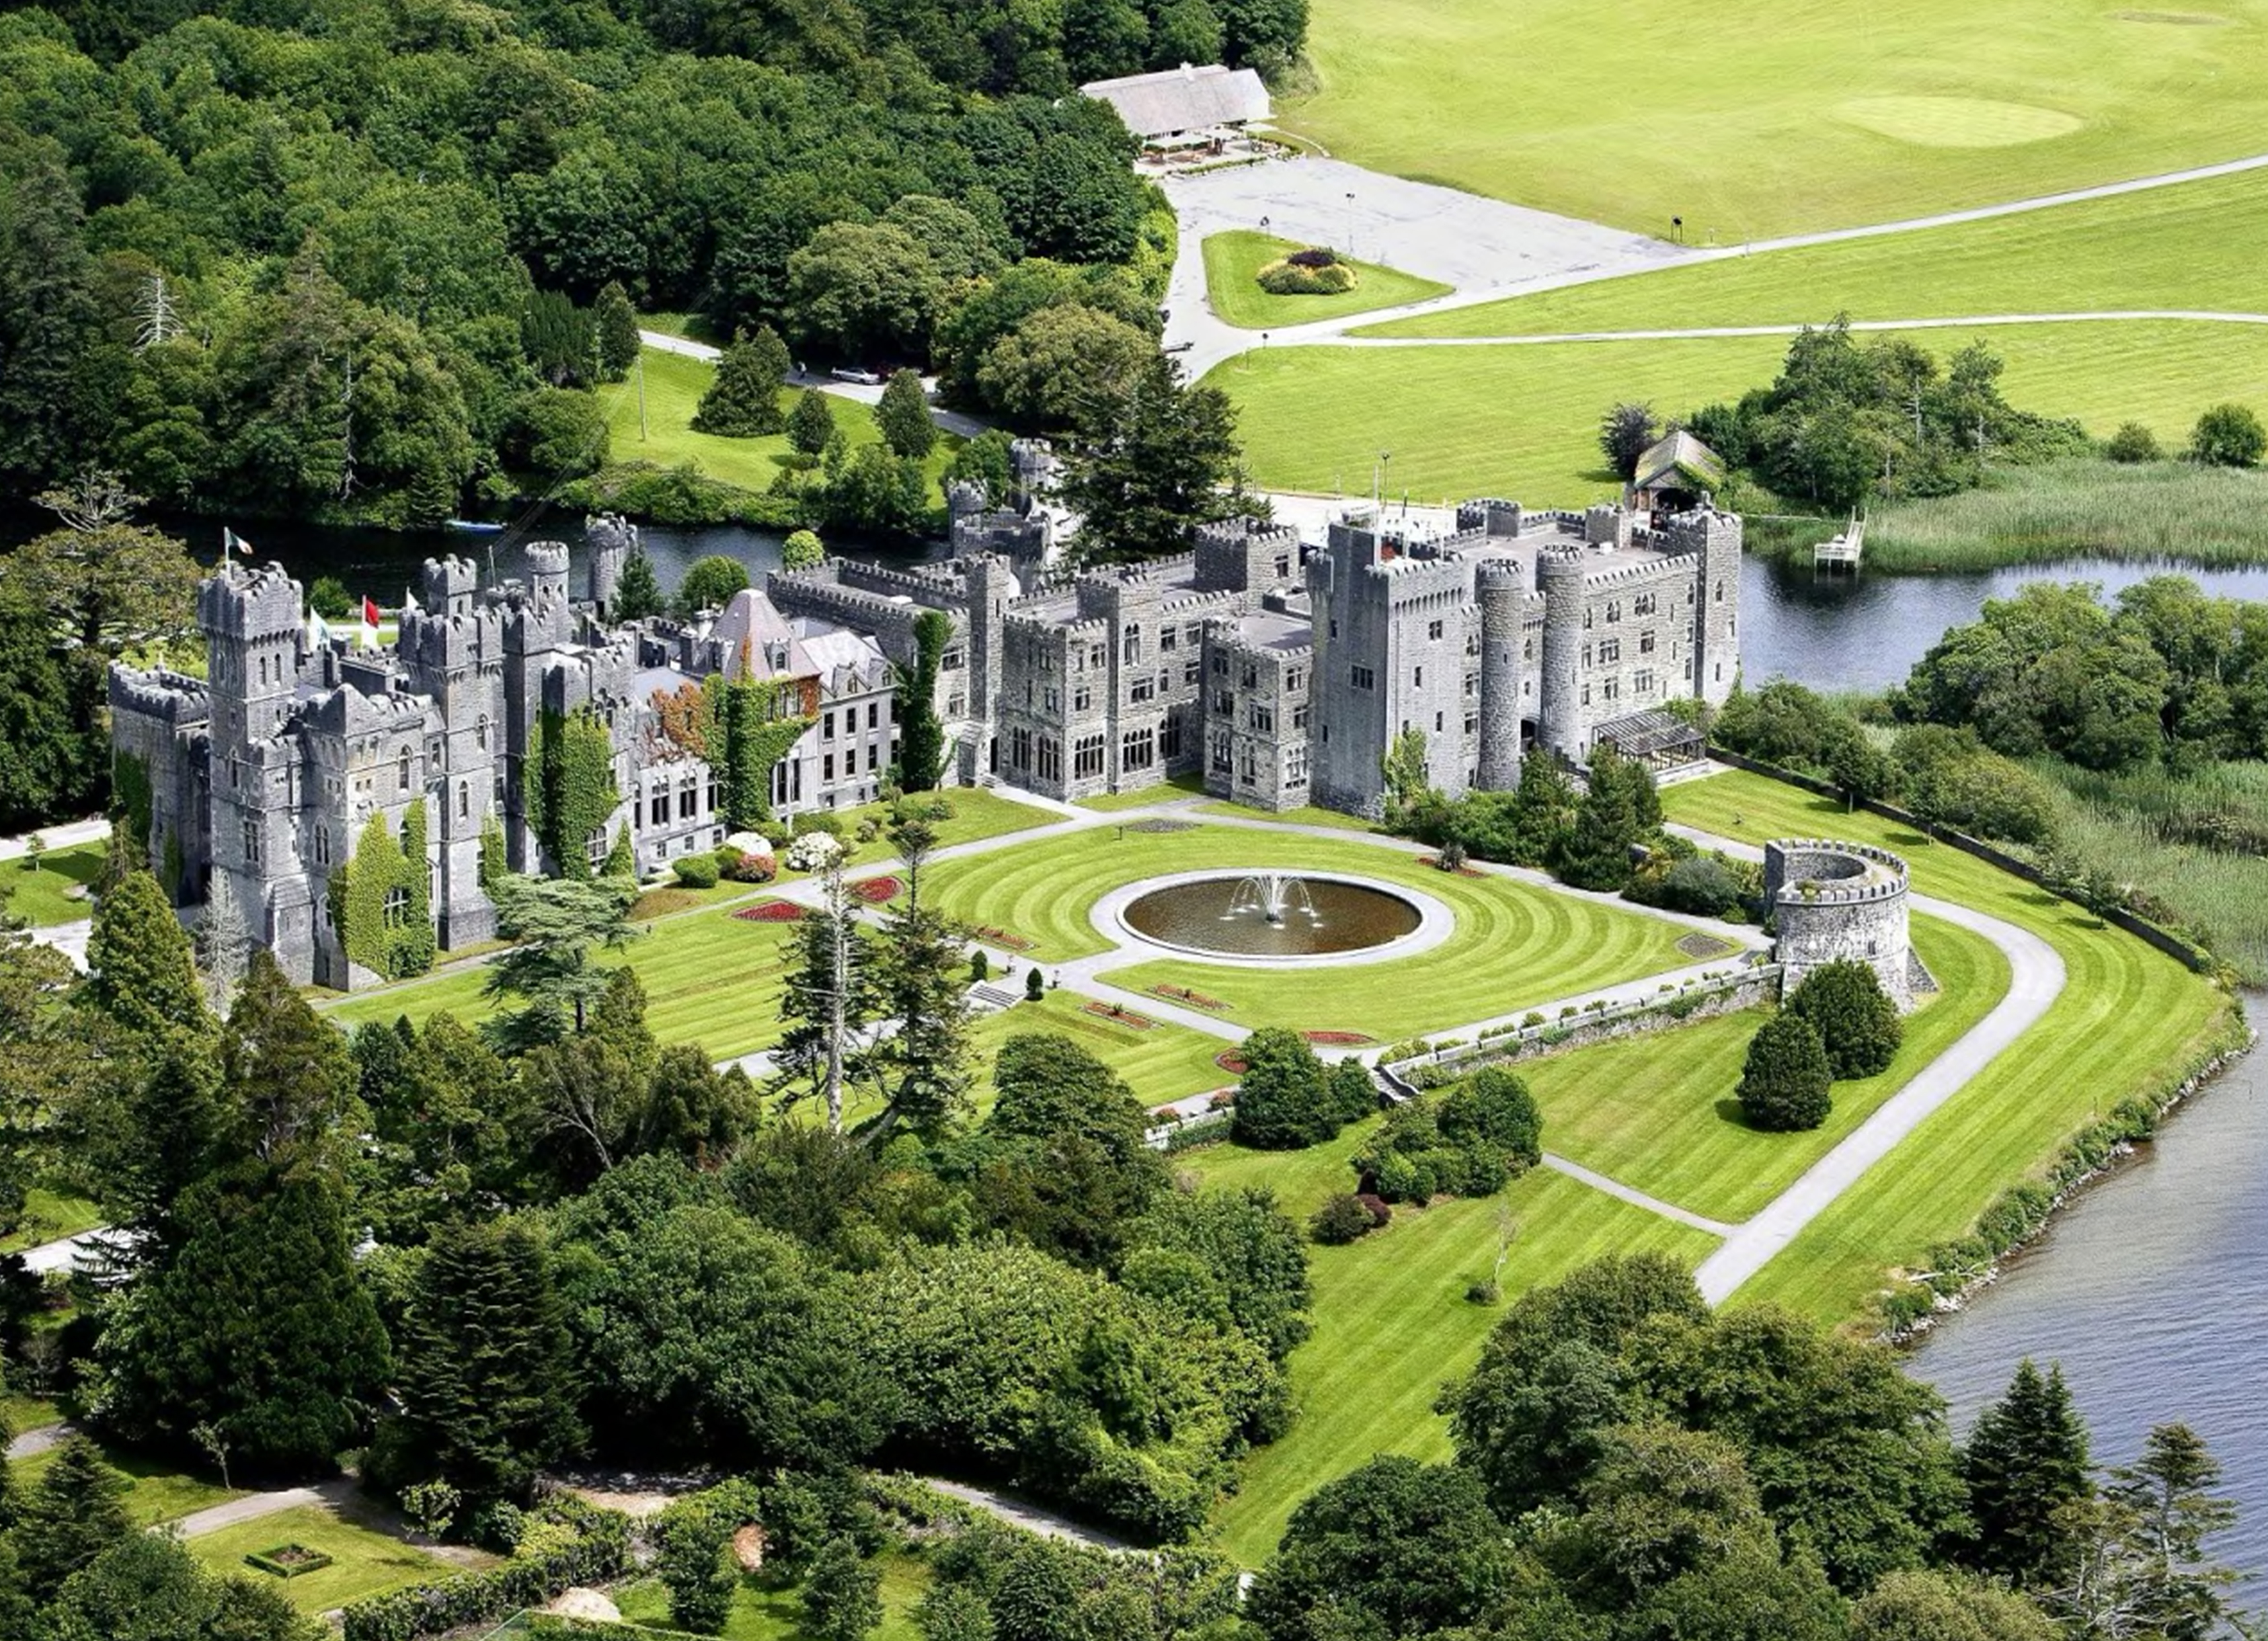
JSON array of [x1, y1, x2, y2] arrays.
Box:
[[110, 495, 1741, 991]]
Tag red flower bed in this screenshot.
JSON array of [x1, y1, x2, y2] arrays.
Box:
[[1083, 1000, 1155, 1030], [1151, 984, 1230, 1010], [734, 901, 806, 922], [1214, 1051, 1249, 1074], [852, 875, 902, 904], [975, 926, 1035, 951], [1304, 1030, 1375, 1045]]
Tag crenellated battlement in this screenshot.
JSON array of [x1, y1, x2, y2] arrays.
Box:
[[108, 664, 211, 724], [1766, 840, 1910, 907]]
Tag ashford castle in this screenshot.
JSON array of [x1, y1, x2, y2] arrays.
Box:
[[109, 495, 1741, 990]]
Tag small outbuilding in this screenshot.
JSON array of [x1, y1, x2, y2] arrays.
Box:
[[1080, 63, 1272, 153], [1627, 430, 1726, 517]]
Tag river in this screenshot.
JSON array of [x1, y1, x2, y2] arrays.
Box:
[[122, 514, 2268, 1577], [1914, 995, 2268, 1583]]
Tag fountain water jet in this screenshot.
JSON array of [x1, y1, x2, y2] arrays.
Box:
[[1227, 871, 1319, 927]]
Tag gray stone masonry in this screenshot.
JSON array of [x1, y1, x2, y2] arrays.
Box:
[[1764, 838, 1916, 1009]]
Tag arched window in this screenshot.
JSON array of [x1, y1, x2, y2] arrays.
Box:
[[458, 781, 469, 819], [397, 748, 412, 793]]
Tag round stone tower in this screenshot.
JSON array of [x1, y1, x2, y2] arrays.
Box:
[[585, 514, 633, 615], [524, 541, 571, 608], [1764, 838, 1917, 1009], [1476, 559, 1525, 791], [1537, 548, 1587, 760]]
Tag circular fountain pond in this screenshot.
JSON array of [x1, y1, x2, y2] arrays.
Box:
[[1120, 871, 1424, 959]]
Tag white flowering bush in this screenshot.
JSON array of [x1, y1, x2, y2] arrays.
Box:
[[785, 832, 843, 873]]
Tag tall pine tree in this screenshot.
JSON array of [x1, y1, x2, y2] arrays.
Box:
[[593, 282, 641, 380], [864, 820, 970, 1136], [1964, 1359, 2093, 1588], [85, 868, 206, 1043], [1059, 352, 1240, 565], [692, 329, 791, 436], [13, 1435, 130, 1603]]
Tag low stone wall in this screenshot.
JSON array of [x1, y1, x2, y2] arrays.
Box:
[[1705, 749, 2215, 973], [1376, 963, 1781, 1095]]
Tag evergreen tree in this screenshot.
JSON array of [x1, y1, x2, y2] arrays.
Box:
[[481, 873, 639, 1049], [802, 1536, 884, 1641], [97, 1164, 391, 1476], [693, 329, 791, 436], [85, 868, 206, 1043], [1509, 752, 1578, 867], [1379, 727, 1434, 832], [13, 1435, 130, 1603], [1787, 958, 1904, 1080], [895, 610, 951, 793], [613, 546, 664, 621], [775, 856, 874, 1134], [387, 1217, 585, 1509], [593, 281, 641, 380], [522, 290, 592, 387], [1555, 744, 1645, 891], [2091, 1423, 2240, 1641], [781, 528, 826, 571], [865, 822, 972, 1135], [1059, 354, 1241, 565], [787, 387, 837, 456], [221, 948, 358, 1168], [1963, 1359, 2093, 1588], [876, 369, 937, 461], [602, 822, 637, 883], [1737, 1011, 1833, 1132], [193, 872, 250, 1016], [1600, 402, 1659, 480], [677, 553, 750, 616]]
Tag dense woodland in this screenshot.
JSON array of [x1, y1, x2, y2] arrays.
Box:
[[0, 0, 1300, 527]]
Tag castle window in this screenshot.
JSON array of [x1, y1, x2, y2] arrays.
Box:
[[1241, 664, 1257, 688], [1635, 592, 1658, 616], [1074, 734, 1107, 781], [1011, 727, 1032, 770], [1464, 713, 1479, 735], [383, 884, 411, 928], [1286, 746, 1308, 786], [1044, 688, 1059, 713], [941, 648, 965, 671], [1074, 685, 1093, 713], [1293, 703, 1308, 730], [1160, 626, 1177, 651], [1274, 555, 1291, 579], [1121, 726, 1155, 772], [313, 827, 330, 867], [823, 754, 836, 783], [1090, 643, 1107, 670], [824, 711, 836, 739], [1435, 711, 1444, 731], [458, 781, 469, 819], [1161, 714, 1182, 760], [1249, 703, 1274, 732], [1212, 652, 1228, 676], [1715, 581, 1724, 603], [652, 787, 668, 826], [867, 703, 879, 729], [1329, 619, 1338, 639], [1582, 646, 1592, 668], [1037, 735, 1061, 781], [1464, 673, 1477, 697], [1640, 631, 1656, 654], [1524, 638, 1534, 661], [1211, 733, 1233, 773], [1123, 631, 1141, 664], [1413, 665, 1423, 687], [1157, 670, 1171, 696], [1286, 668, 1303, 693], [586, 830, 610, 869], [1606, 602, 1620, 623], [707, 774, 719, 811], [1581, 684, 1592, 706], [681, 772, 699, 813], [1600, 639, 1620, 664], [1428, 618, 1444, 641], [947, 694, 966, 717], [477, 714, 489, 752], [1635, 669, 1655, 695], [1185, 625, 1202, 648], [1602, 678, 1620, 702], [398, 748, 412, 793], [1131, 676, 1155, 704], [1214, 691, 1233, 717], [1351, 665, 1375, 691], [1184, 657, 1201, 686]]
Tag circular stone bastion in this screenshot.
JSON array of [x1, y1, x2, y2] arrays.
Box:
[[1764, 839, 1922, 1009]]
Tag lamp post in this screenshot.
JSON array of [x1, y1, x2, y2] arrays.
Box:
[[1344, 192, 1356, 256]]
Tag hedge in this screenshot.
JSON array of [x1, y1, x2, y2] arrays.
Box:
[[339, 1499, 631, 1641]]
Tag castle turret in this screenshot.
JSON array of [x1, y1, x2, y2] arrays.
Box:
[[420, 555, 479, 619], [1671, 507, 1743, 705], [1537, 549, 1586, 760], [1476, 560, 1525, 791], [525, 541, 571, 616], [586, 514, 633, 615]]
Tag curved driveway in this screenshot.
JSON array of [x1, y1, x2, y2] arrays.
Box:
[[1674, 827, 2066, 1304]]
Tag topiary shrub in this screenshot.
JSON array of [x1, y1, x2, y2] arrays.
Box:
[[1024, 965, 1044, 1002], [1787, 958, 1904, 1080], [1285, 247, 1339, 269], [1738, 1011, 1834, 1132], [1256, 259, 1359, 296], [674, 852, 721, 889]]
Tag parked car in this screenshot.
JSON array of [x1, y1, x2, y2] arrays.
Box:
[[828, 366, 886, 386], [1163, 339, 1194, 354]]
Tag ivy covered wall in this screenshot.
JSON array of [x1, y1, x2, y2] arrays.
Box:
[[328, 800, 434, 979], [526, 707, 621, 879], [654, 670, 816, 832]]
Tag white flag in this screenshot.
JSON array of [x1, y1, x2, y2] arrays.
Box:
[[306, 608, 330, 649]]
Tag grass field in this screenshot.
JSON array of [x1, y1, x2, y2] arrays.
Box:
[[1286, 0, 2268, 237], [1202, 232, 1450, 329], [1364, 166, 2268, 340], [1181, 1128, 1718, 1564], [1075, 772, 1204, 811], [13, 1443, 239, 1527], [185, 1502, 467, 1613], [0, 842, 103, 928], [1216, 321, 2268, 504], [616, 1548, 930, 1641], [1662, 769, 2235, 1322], [921, 824, 1697, 1040], [0, 1183, 104, 1251], [604, 348, 958, 499], [967, 991, 1233, 1110]]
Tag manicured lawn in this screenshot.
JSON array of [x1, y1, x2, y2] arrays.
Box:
[[1663, 769, 2235, 1323], [1189, 1146, 1719, 1566], [923, 824, 1698, 1039], [2, 1394, 63, 1434], [617, 1548, 930, 1641], [1217, 322, 2268, 504], [1285, 0, 2268, 236], [1, 1183, 104, 1252], [0, 842, 103, 927], [606, 348, 959, 499], [186, 1502, 467, 1613], [967, 990, 1233, 1111], [1364, 165, 2268, 339], [1521, 915, 2008, 1222], [13, 1443, 239, 1527], [1075, 772, 1205, 811], [1202, 232, 1450, 330], [1195, 800, 1383, 834]]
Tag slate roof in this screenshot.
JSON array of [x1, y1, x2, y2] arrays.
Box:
[[1631, 430, 1727, 493], [1079, 64, 1272, 138]]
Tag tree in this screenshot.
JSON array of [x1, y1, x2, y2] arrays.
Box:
[[782, 528, 826, 571], [522, 290, 596, 387], [2105, 422, 2162, 464], [1787, 959, 1903, 1080], [1561, 1422, 1776, 1604], [1963, 1359, 2093, 1589], [652, 1479, 764, 1634], [803, 1537, 884, 1641], [385, 1217, 584, 1510], [978, 1032, 1166, 1266], [788, 388, 838, 457], [1058, 354, 1243, 565], [1600, 402, 1659, 479], [692, 329, 791, 436], [1507, 752, 1578, 867], [877, 369, 938, 461], [1231, 1027, 1335, 1149], [613, 546, 665, 621], [1380, 726, 1434, 832], [1439, 1067, 1542, 1172], [40, 1530, 321, 1641], [1248, 1456, 1516, 1641], [678, 553, 750, 616], [0, 154, 115, 495], [1850, 1570, 2056, 1641], [594, 281, 641, 379], [944, 428, 1017, 504], [864, 822, 973, 1135], [786, 222, 941, 363], [220, 947, 360, 1170], [976, 305, 1153, 428], [11, 1436, 130, 1604], [481, 873, 640, 1050], [85, 868, 206, 1043], [1555, 744, 1647, 891], [1737, 1011, 1833, 1132], [2082, 1423, 2240, 1641], [193, 872, 250, 1016], [96, 1162, 391, 1476], [1125, 1185, 1311, 1363], [2187, 403, 2265, 467], [896, 610, 952, 793], [775, 852, 872, 1133], [506, 387, 608, 477]]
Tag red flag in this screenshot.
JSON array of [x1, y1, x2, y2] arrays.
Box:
[[362, 595, 382, 627]]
